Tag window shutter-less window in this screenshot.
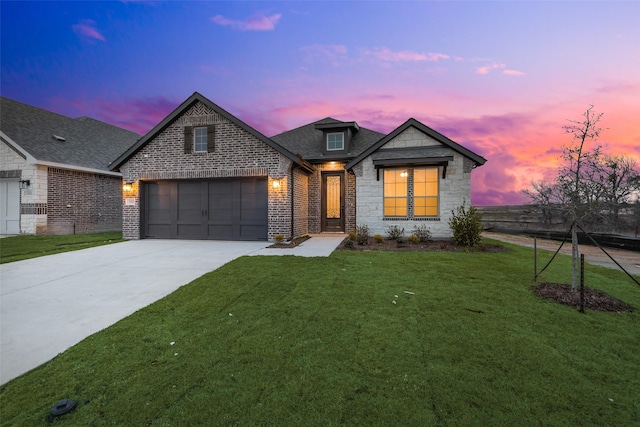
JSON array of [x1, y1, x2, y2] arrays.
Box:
[[184, 126, 192, 153], [207, 125, 215, 152]]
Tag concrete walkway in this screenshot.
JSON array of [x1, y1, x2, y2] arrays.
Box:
[[250, 234, 345, 257], [0, 235, 344, 384]]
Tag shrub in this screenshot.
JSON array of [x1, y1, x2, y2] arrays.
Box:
[[396, 236, 407, 247], [407, 234, 420, 244], [343, 239, 354, 249], [355, 224, 369, 245], [373, 234, 384, 244], [411, 224, 431, 242], [274, 234, 285, 244], [347, 231, 357, 241], [386, 225, 404, 241], [448, 202, 483, 247]]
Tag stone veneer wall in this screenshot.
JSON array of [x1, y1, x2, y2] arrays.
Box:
[[354, 128, 474, 239], [47, 168, 122, 234], [119, 101, 293, 240]]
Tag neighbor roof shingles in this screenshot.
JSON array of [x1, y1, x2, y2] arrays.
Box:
[[1, 97, 140, 171]]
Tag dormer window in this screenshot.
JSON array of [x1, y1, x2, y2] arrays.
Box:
[[327, 133, 344, 151]]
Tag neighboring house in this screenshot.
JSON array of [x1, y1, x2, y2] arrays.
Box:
[[0, 97, 140, 235], [110, 92, 486, 241]]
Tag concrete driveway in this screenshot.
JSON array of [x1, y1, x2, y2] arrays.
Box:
[[0, 239, 268, 385]]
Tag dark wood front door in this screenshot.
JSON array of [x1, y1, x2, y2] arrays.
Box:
[[321, 172, 344, 232]]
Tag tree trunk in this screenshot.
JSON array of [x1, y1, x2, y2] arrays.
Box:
[[571, 223, 579, 290]]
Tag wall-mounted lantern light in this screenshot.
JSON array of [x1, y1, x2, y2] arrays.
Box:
[[19, 179, 31, 189], [123, 179, 135, 192], [272, 179, 281, 189]]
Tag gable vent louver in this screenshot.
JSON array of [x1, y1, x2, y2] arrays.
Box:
[[52, 135, 66, 142]]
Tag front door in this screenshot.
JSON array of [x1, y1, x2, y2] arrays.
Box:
[[321, 172, 344, 232]]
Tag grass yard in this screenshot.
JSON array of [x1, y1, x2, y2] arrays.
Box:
[[1, 242, 638, 426], [0, 232, 123, 264]]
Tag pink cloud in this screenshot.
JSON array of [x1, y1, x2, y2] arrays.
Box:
[[211, 13, 281, 31], [72, 19, 106, 41], [503, 69, 525, 76], [475, 63, 505, 75], [364, 47, 450, 62]]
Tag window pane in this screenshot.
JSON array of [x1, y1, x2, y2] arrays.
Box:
[[384, 169, 408, 216], [194, 127, 207, 152], [327, 133, 344, 150], [414, 167, 438, 216]]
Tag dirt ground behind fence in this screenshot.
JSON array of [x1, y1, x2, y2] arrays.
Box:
[[484, 232, 640, 277]]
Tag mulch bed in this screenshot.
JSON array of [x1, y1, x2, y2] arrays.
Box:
[[535, 282, 634, 312], [338, 238, 506, 253], [267, 235, 311, 249]]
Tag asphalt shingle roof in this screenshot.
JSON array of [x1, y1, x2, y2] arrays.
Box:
[[270, 118, 385, 162], [1, 97, 140, 171]]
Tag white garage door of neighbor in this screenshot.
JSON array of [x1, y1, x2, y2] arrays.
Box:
[[0, 179, 20, 234]]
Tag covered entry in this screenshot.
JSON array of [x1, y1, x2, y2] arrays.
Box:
[[143, 178, 268, 240]]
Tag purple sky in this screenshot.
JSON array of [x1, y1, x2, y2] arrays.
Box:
[[2, 1, 639, 205]]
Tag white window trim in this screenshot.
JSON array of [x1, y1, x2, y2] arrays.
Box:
[[326, 132, 344, 151], [194, 127, 208, 153]]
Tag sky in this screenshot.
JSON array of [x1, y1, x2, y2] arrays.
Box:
[[1, 1, 639, 205]]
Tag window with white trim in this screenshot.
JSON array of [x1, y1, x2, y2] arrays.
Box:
[[383, 167, 439, 217], [194, 127, 208, 152], [327, 132, 344, 151]]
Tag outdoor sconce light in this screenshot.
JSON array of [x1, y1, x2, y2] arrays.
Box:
[[123, 179, 135, 192], [19, 179, 30, 189], [272, 179, 281, 189]]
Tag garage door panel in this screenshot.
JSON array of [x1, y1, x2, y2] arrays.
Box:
[[144, 178, 267, 240], [145, 182, 174, 236], [208, 225, 234, 240]]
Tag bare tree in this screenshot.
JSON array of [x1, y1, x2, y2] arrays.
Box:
[[524, 107, 639, 288]]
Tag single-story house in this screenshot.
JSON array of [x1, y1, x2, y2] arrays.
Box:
[[0, 96, 140, 235], [110, 92, 486, 241]]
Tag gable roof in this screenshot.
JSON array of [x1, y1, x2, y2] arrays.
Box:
[[345, 118, 487, 170], [1, 96, 140, 171], [110, 92, 313, 173], [271, 118, 385, 162]]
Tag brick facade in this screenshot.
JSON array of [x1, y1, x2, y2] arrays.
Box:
[[47, 168, 122, 234], [119, 101, 294, 240], [292, 167, 309, 237]]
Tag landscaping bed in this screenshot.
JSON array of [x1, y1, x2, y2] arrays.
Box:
[[536, 282, 635, 312], [338, 237, 506, 253]]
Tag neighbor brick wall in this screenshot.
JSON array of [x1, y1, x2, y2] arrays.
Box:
[[354, 128, 473, 239], [119, 101, 294, 240], [47, 168, 122, 234]]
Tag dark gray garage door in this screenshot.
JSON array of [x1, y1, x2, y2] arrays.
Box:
[[143, 178, 268, 240]]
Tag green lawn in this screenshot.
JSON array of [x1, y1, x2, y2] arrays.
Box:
[[0, 232, 123, 264], [1, 242, 638, 426]]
